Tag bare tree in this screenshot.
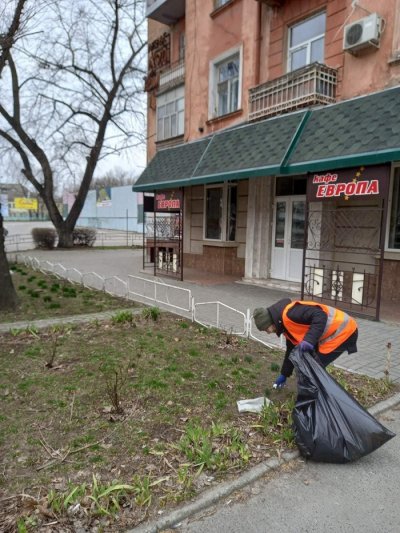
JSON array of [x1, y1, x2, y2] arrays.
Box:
[[0, 0, 28, 311], [91, 167, 136, 190], [0, 0, 147, 247]]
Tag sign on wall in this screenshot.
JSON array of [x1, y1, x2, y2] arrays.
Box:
[[155, 189, 182, 212], [14, 197, 38, 210], [96, 187, 112, 207], [307, 165, 390, 202]]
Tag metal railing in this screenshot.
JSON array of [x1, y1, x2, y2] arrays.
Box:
[[159, 60, 185, 90], [11, 254, 284, 351], [249, 62, 337, 121], [4, 230, 144, 253]]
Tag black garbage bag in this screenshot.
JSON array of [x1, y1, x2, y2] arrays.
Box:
[[289, 348, 395, 463]]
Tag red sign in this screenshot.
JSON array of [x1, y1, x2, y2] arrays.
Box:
[[307, 165, 390, 201], [155, 189, 182, 212]]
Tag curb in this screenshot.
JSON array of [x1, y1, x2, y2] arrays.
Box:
[[127, 392, 400, 533]]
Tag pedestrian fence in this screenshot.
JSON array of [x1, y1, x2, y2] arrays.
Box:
[[4, 229, 144, 253], [127, 275, 192, 313], [12, 254, 283, 351]]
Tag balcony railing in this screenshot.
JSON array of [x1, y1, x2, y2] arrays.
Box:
[[249, 63, 337, 121], [146, 0, 185, 24], [159, 60, 185, 91]]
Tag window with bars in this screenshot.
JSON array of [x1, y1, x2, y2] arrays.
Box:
[[156, 86, 184, 141], [288, 12, 326, 72]]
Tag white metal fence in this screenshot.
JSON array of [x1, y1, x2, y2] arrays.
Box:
[[11, 254, 283, 350], [4, 230, 144, 253]]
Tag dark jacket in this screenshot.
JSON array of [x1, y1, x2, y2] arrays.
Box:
[[267, 298, 329, 378]]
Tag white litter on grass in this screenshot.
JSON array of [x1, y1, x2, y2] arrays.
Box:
[[237, 397, 272, 413]]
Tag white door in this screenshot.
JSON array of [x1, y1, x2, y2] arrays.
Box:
[[270, 196, 306, 282]]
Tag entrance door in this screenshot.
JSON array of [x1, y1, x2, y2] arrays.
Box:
[[270, 196, 305, 282]]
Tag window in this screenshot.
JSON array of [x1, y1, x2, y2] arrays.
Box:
[[388, 167, 400, 249], [288, 12, 326, 72], [179, 33, 185, 61], [204, 183, 237, 241], [156, 86, 184, 141], [210, 47, 242, 118]]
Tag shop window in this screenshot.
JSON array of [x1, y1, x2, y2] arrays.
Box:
[[388, 168, 400, 249], [204, 183, 237, 241], [288, 12, 326, 72], [156, 86, 184, 141], [209, 47, 242, 118]]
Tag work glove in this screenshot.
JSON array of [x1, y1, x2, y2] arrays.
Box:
[[273, 374, 287, 389], [298, 340, 314, 353]]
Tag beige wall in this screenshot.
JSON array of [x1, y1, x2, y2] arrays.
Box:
[[182, 180, 248, 275]]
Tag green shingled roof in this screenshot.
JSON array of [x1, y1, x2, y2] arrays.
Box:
[[133, 112, 307, 191], [193, 111, 306, 180], [285, 85, 400, 173], [133, 138, 211, 190], [133, 86, 400, 191]]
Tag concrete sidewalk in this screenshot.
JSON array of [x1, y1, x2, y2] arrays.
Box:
[[9, 248, 400, 383]]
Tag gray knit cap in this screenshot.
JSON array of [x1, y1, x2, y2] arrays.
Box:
[[253, 307, 273, 331]]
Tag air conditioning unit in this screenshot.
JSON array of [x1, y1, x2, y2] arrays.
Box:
[[343, 13, 382, 54]]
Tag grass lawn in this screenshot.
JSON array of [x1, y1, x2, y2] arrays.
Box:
[[1, 263, 135, 324], [0, 301, 397, 531]]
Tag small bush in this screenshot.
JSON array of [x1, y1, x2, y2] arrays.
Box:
[[32, 228, 57, 249], [142, 306, 161, 321], [73, 227, 96, 247], [112, 311, 134, 324]]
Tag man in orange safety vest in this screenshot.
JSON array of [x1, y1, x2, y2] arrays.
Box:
[[253, 298, 358, 389]]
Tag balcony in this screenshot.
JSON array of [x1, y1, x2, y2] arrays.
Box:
[[146, 0, 185, 25], [249, 63, 337, 122], [159, 59, 185, 92]]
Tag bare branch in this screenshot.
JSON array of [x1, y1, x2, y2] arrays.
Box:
[[0, 0, 27, 76]]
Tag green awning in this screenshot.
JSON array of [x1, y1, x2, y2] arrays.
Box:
[[132, 138, 211, 191], [133, 111, 307, 191], [133, 86, 400, 192], [284, 85, 400, 173]]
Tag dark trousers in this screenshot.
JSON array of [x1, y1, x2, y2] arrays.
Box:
[[318, 329, 359, 368]]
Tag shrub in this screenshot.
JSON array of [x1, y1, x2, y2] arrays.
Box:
[[142, 306, 161, 321], [111, 310, 134, 324], [32, 228, 57, 249], [73, 227, 96, 247]]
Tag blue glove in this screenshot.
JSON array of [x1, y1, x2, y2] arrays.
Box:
[[273, 374, 287, 389], [298, 340, 314, 353]]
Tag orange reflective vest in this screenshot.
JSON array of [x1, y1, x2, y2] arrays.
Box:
[[282, 301, 357, 354]]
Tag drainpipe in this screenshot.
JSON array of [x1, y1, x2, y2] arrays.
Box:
[[254, 0, 262, 87]]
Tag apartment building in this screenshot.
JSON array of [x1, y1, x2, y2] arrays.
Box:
[[133, 0, 400, 320]]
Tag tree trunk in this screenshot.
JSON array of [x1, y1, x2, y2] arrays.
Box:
[[0, 213, 19, 311], [56, 224, 74, 248]]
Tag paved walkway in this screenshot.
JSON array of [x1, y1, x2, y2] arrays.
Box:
[[7, 248, 400, 383]]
